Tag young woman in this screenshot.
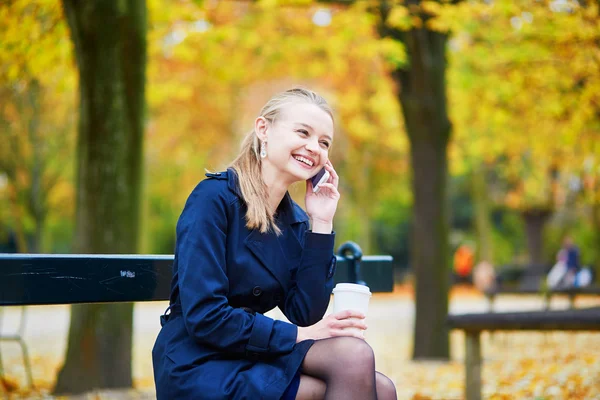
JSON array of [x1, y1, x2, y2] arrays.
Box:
[[152, 88, 397, 399]]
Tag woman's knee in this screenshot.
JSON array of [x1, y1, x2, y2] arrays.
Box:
[[302, 337, 376, 385], [332, 337, 375, 372], [376, 372, 397, 400]]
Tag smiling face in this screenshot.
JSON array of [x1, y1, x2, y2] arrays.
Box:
[[256, 101, 334, 184]]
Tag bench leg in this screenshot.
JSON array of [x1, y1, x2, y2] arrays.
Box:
[[568, 294, 575, 309], [486, 294, 495, 312], [0, 343, 4, 377], [0, 342, 7, 400], [17, 338, 33, 388], [465, 331, 482, 400]]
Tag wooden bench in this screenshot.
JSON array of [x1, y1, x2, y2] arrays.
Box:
[[0, 242, 393, 388], [447, 307, 600, 400], [483, 267, 600, 310], [485, 285, 600, 311]]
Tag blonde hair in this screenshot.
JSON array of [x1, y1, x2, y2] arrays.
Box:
[[229, 87, 334, 234]]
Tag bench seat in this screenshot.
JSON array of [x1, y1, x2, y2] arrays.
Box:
[[447, 307, 600, 400], [448, 306, 600, 332]]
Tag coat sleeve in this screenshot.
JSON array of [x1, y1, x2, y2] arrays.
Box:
[[281, 226, 337, 327], [175, 179, 298, 356]]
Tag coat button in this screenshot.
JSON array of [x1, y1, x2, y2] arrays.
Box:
[[327, 256, 337, 278], [252, 286, 262, 296]]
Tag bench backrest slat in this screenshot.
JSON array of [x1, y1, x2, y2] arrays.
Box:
[[1, 254, 394, 306], [0, 254, 174, 306]]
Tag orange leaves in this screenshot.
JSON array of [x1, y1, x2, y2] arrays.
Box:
[[0, 376, 19, 393], [385, 331, 600, 399]]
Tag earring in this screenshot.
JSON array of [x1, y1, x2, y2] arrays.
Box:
[[260, 141, 267, 158]]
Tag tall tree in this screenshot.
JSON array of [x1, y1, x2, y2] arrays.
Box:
[[54, 0, 146, 394], [377, 0, 452, 359]]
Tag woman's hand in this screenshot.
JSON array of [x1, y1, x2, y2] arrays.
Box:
[[305, 160, 340, 233], [296, 310, 367, 343]]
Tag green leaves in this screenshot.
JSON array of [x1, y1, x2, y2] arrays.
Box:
[[447, 0, 600, 211]]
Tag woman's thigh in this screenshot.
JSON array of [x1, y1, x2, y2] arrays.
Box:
[[295, 372, 396, 400], [295, 374, 326, 400]]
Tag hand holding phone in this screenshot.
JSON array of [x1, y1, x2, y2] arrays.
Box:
[[311, 167, 330, 193], [305, 161, 340, 234]]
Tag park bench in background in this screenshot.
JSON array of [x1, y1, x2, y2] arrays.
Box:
[[0, 241, 393, 388], [484, 266, 600, 310], [447, 307, 600, 400]]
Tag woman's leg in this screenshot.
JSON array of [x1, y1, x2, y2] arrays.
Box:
[[298, 337, 377, 399], [375, 372, 397, 400], [296, 374, 326, 400], [296, 372, 397, 400]]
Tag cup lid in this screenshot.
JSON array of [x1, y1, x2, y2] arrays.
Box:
[[333, 283, 372, 296]]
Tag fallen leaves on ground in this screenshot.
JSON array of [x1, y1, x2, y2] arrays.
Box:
[[2, 289, 599, 399], [1, 376, 19, 393], [2, 331, 598, 399], [384, 332, 600, 400]]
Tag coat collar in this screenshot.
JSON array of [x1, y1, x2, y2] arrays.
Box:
[[276, 192, 309, 225], [206, 168, 307, 291], [243, 194, 306, 290], [224, 168, 307, 291]]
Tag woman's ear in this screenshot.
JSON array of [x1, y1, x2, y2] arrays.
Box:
[[255, 117, 269, 141]]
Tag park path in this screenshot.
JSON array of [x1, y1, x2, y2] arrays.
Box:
[[1, 286, 598, 399]]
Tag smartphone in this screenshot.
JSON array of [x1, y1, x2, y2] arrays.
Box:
[[311, 168, 330, 193]]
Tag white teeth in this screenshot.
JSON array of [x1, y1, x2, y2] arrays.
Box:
[[294, 156, 313, 167]]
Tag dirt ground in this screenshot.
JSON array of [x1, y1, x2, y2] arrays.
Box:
[[1, 285, 599, 399]]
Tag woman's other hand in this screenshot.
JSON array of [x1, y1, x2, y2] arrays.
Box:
[[296, 310, 366, 343], [305, 161, 340, 234]]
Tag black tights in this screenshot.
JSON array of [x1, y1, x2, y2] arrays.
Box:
[[297, 337, 397, 400]]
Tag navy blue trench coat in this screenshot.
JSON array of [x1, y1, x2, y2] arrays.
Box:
[[152, 169, 337, 399]]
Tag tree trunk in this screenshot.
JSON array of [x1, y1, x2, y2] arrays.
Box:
[[54, 0, 146, 394], [409, 136, 450, 360], [379, 1, 451, 360], [521, 208, 551, 274]]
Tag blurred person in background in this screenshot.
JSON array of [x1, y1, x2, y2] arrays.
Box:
[[560, 235, 581, 283], [453, 242, 475, 284], [548, 235, 581, 288], [473, 260, 497, 293]]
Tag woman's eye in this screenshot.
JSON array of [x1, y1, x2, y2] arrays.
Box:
[[297, 129, 309, 136], [320, 141, 330, 149]]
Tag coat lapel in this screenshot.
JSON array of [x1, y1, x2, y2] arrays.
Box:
[[244, 192, 308, 290], [245, 229, 291, 290]]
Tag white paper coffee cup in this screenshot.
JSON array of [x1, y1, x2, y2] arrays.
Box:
[[332, 283, 372, 335]]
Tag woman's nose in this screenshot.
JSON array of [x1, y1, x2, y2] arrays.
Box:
[[305, 138, 319, 153]]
